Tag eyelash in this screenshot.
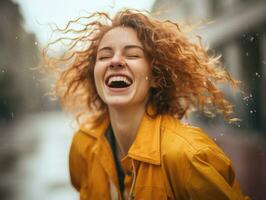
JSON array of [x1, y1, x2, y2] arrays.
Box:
[[98, 56, 111, 60], [98, 55, 140, 60], [127, 55, 140, 58]]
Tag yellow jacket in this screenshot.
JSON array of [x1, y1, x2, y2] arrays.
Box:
[[69, 113, 249, 200]]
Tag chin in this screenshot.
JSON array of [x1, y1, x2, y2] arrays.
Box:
[[106, 102, 131, 109], [104, 97, 132, 107]]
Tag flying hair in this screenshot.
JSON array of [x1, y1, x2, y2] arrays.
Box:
[[42, 9, 240, 126]]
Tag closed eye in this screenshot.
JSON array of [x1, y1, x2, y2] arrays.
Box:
[[98, 56, 111, 60], [126, 55, 140, 59]]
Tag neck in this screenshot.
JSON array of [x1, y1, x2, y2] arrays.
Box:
[[108, 104, 146, 157]]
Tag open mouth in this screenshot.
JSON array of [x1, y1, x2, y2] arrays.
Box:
[[106, 75, 133, 89]]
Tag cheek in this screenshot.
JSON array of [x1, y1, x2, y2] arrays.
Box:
[[93, 63, 103, 79], [93, 64, 99, 78]]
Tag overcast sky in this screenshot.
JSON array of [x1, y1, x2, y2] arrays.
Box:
[[14, 0, 155, 47]]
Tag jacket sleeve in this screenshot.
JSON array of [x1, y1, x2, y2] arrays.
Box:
[[185, 147, 250, 200], [69, 132, 87, 191]]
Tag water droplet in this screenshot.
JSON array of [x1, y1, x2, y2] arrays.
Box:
[[249, 94, 253, 97], [1, 69, 5, 73], [15, 36, 18, 40], [220, 133, 224, 137], [243, 96, 249, 101], [238, 124, 241, 127], [250, 36, 254, 42], [246, 52, 249, 56], [34, 41, 38, 46], [10, 112, 14, 119], [214, 138, 217, 141], [250, 110, 253, 114], [263, 61, 266, 65]]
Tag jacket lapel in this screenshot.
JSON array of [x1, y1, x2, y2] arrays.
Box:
[[81, 118, 121, 196], [128, 113, 162, 165]]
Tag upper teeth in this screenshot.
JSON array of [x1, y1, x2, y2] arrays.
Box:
[[108, 76, 131, 85]]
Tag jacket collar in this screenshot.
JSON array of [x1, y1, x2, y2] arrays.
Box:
[[80, 115, 110, 139], [80, 111, 162, 165], [127, 113, 161, 165]]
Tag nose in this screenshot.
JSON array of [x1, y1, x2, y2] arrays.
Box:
[[109, 54, 126, 69]]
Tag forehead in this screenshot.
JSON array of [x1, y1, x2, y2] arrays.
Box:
[[98, 27, 143, 49]]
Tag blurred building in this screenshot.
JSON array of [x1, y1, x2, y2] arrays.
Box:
[[152, 0, 266, 199], [152, 0, 266, 133], [0, 1, 60, 200], [0, 0, 51, 124]]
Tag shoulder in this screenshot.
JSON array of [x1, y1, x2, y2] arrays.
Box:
[[69, 127, 96, 190], [160, 115, 231, 173], [70, 117, 110, 157], [70, 124, 98, 158], [160, 116, 248, 199], [161, 115, 224, 155]]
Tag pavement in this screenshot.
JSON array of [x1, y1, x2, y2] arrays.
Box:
[[0, 111, 78, 200]]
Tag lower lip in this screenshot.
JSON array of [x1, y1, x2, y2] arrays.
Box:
[[106, 85, 131, 93]]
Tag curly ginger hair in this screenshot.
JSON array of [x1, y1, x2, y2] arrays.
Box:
[[43, 9, 239, 125]]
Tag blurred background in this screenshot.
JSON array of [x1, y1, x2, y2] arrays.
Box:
[[0, 0, 265, 199]]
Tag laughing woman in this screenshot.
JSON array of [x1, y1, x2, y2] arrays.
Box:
[[44, 9, 250, 200]]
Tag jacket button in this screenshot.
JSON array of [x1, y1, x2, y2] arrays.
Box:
[[126, 170, 133, 176], [130, 192, 135, 199]]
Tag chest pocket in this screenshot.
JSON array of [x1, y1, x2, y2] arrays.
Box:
[[132, 163, 169, 199]]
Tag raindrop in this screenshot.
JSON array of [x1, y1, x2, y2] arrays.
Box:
[[238, 124, 241, 127], [15, 36, 18, 40], [214, 138, 217, 141], [1, 69, 5, 73], [10, 112, 14, 119], [34, 41, 38, 46], [245, 52, 249, 56], [263, 61, 266, 65], [249, 94, 253, 98], [250, 110, 253, 114], [220, 133, 224, 137], [250, 36, 254, 42], [243, 96, 249, 101]]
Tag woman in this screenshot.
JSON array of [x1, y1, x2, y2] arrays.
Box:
[[45, 9, 249, 200]]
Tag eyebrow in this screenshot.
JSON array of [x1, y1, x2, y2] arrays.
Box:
[[98, 45, 144, 53], [125, 45, 144, 51]]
